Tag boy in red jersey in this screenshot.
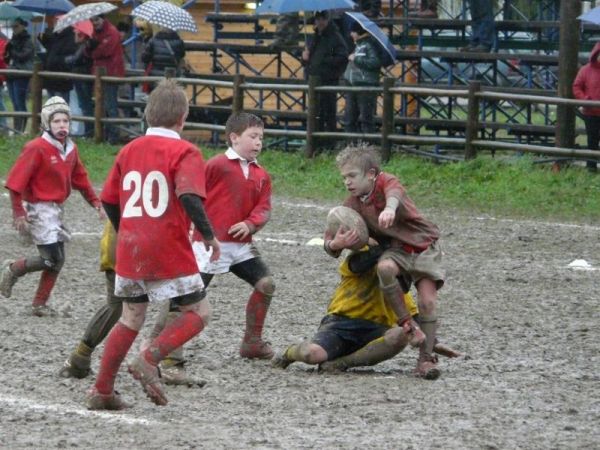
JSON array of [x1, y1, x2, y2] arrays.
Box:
[[192, 112, 274, 359], [328, 144, 445, 380], [86, 79, 220, 410], [0, 97, 103, 317]]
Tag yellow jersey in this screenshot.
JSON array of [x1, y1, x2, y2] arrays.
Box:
[[99, 221, 117, 272], [326, 252, 418, 328]]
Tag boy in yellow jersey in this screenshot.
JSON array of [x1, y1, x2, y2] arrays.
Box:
[[59, 221, 202, 387], [272, 230, 460, 372]]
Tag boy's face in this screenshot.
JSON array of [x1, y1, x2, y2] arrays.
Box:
[[50, 113, 70, 140], [339, 163, 376, 197], [230, 126, 264, 161]]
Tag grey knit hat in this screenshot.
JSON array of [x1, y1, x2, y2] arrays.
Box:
[[41, 96, 71, 130]]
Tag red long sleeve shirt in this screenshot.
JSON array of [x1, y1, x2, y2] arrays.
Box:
[[193, 152, 272, 243], [5, 135, 100, 208]]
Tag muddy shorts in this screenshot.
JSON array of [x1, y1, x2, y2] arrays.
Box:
[[193, 241, 261, 275], [114, 273, 205, 305], [382, 240, 445, 289], [310, 314, 389, 361], [25, 201, 71, 245]]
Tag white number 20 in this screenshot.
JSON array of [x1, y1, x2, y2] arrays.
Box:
[[122, 170, 169, 218]]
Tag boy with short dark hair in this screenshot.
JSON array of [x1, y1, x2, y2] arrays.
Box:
[[1, 96, 103, 316], [86, 79, 220, 410], [330, 143, 445, 379], [192, 111, 275, 359]]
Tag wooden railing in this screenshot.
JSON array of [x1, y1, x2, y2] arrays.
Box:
[[2, 63, 600, 163]]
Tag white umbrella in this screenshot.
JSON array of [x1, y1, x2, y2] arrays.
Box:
[[54, 1, 117, 33], [130, 0, 197, 33]]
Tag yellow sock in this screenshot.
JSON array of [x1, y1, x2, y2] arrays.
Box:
[[75, 341, 93, 358]]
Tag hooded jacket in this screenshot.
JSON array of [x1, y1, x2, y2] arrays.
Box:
[[5, 29, 34, 77], [87, 20, 125, 77], [39, 27, 78, 92], [343, 35, 383, 86], [573, 42, 600, 117], [141, 30, 185, 76]]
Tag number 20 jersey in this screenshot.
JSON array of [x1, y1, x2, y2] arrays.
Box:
[[101, 135, 207, 280]]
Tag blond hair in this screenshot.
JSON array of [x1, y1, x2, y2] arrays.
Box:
[[225, 112, 264, 146], [144, 79, 189, 128], [335, 143, 381, 174]]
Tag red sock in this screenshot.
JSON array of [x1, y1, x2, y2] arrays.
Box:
[[32, 270, 59, 307], [143, 310, 204, 365], [243, 290, 271, 342], [95, 322, 138, 395]]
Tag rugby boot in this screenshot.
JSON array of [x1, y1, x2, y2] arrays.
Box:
[[86, 387, 130, 410], [433, 341, 463, 359], [318, 359, 349, 373], [0, 260, 18, 298], [239, 339, 274, 359], [128, 355, 168, 406], [31, 305, 58, 317], [159, 361, 206, 388], [414, 354, 441, 380], [271, 350, 293, 369], [58, 353, 92, 379]]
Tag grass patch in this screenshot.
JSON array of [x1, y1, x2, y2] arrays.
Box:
[[1, 135, 598, 223]]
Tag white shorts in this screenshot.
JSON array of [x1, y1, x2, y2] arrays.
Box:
[[192, 241, 258, 275], [114, 273, 204, 302], [25, 202, 71, 245]]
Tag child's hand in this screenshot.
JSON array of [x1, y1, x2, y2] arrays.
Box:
[[13, 215, 28, 234], [378, 209, 395, 228], [330, 227, 361, 251], [205, 238, 221, 262], [228, 222, 251, 240]]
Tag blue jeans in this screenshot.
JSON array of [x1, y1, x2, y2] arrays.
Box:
[[468, 0, 496, 49], [74, 80, 94, 137], [103, 83, 119, 143], [7, 77, 29, 132]]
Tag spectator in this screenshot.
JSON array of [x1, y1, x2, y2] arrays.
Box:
[[343, 21, 383, 134], [573, 42, 600, 173], [302, 10, 348, 148], [86, 15, 125, 145], [66, 30, 94, 138], [461, 0, 496, 52], [4, 18, 34, 133], [39, 27, 77, 102], [141, 27, 185, 78], [0, 30, 8, 134]]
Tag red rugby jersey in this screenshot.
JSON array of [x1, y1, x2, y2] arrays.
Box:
[[102, 134, 207, 280], [193, 152, 271, 243], [5, 136, 99, 206]]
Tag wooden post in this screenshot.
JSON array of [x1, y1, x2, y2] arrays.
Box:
[[232, 74, 245, 113], [30, 62, 43, 135], [381, 77, 395, 162], [464, 80, 481, 160], [555, 0, 581, 149], [305, 75, 319, 158], [94, 67, 106, 143]]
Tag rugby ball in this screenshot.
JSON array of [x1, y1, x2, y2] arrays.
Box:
[[325, 206, 369, 249]]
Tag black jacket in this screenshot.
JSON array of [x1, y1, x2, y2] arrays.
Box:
[[305, 22, 348, 83], [141, 30, 185, 76], [39, 28, 78, 91], [5, 30, 34, 78]]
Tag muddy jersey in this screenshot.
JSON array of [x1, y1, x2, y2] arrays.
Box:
[[102, 133, 206, 280], [5, 134, 99, 206], [343, 172, 439, 249]]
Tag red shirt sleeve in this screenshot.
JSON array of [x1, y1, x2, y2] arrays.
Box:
[[5, 143, 41, 195], [174, 148, 207, 199], [245, 170, 272, 232]]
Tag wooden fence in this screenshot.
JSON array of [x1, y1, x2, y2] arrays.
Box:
[[2, 63, 600, 163]]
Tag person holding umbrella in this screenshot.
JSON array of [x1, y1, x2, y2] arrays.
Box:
[[343, 20, 383, 135], [38, 23, 77, 102], [302, 10, 348, 150]]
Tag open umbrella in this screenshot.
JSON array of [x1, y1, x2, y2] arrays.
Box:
[[55, 13, 93, 37], [0, 2, 33, 21], [256, 0, 356, 14], [12, 0, 74, 15], [345, 12, 397, 67], [579, 7, 600, 26], [54, 2, 117, 33], [130, 1, 197, 33]]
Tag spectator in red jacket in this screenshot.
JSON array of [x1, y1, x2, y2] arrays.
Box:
[[573, 42, 600, 172], [0, 31, 8, 133], [87, 15, 125, 144]]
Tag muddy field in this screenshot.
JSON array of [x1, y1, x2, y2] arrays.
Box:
[[0, 192, 598, 449]]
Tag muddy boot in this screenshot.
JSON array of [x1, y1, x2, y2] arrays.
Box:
[[86, 387, 130, 410], [414, 315, 441, 380], [128, 355, 168, 406], [240, 339, 274, 359], [59, 342, 93, 379], [0, 260, 18, 298], [31, 304, 58, 317], [271, 349, 294, 369], [159, 359, 206, 388]]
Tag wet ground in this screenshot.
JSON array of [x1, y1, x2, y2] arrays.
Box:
[[0, 193, 598, 449]]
